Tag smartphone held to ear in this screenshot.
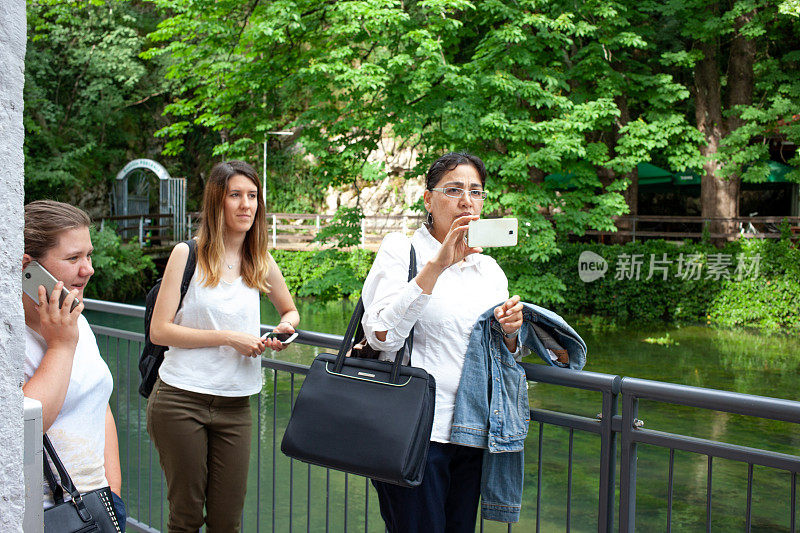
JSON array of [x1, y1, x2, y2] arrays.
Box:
[[22, 261, 80, 312], [468, 218, 518, 248], [261, 330, 299, 345]]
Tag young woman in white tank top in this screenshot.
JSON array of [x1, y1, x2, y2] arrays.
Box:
[[146, 160, 299, 532]]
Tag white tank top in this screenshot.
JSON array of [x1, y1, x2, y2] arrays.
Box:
[[158, 270, 262, 396]]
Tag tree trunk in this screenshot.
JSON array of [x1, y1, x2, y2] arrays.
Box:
[[614, 94, 637, 241], [694, 11, 756, 242], [719, 11, 757, 235], [694, 41, 725, 238]]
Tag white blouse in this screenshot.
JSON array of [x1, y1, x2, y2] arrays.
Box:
[[361, 226, 510, 443], [158, 271, 262, 397]]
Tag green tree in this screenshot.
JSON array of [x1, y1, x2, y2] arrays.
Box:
[[145, 0, 651, 297], [143, 0, 800, 300], [23, 0, 215, 213], [643, 0, 800, 234]]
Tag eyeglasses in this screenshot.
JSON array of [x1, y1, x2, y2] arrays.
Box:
[[431, 187, 487, 200]]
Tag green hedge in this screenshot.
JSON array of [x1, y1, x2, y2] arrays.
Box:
[[493, 236, 800, 333], [271, 248, 375, 301], [85, 226, 157, 302]]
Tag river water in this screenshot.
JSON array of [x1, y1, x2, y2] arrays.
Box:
[[86, 297, 800, 532]]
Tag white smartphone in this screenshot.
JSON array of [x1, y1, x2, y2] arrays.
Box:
[[468, 218, 518, 247], [22, 261, 80, 312], [261, 331, 299, 345]]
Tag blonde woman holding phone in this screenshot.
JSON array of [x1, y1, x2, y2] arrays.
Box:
[[146, 160, 299, 532]]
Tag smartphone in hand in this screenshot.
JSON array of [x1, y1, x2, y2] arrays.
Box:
[[261, 331, 299, 346], [468, 218, 518, 248], [22, 261, 80, 312]]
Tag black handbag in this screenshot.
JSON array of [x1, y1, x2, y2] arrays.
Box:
[[281, 245, 436, 487], [43, 434, 123, 533]]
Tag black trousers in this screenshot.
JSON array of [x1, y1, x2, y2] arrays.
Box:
[[372, 442, 483, 533]]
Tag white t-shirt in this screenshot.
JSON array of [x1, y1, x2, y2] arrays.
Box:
[[158, 270, 262, 396], [361, 227, 510, 443], [24, 315, 113, 507]]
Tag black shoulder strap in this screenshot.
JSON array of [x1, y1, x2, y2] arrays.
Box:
[[43, 435, 81, 504], [178, 239, 198, 307], [338, 243, 418, 376], [395, 244, 417, 363]]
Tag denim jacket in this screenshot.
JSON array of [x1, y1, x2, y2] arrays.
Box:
[[450, 302, 587, 523]]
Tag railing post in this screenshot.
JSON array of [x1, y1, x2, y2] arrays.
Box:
[[272, 214, 277, 248], [138, 216, 144, 247], [315, 215, 320, 236], [360, 218, 366, 248], [632, 216, 637, 243], [403, 215, 408, 236], [619, 383, 639, 533], [598, 378, 620, 533]]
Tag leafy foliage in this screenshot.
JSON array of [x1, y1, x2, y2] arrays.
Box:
[[24, 0, 160, 203], [84, 226, 157, 302], [24, 0, 800, 312], [312, 206, 364, 249], [271, 248, 374, 302], [141, 0, 719, 293]]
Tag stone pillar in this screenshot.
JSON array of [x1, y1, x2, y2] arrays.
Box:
[[0, 0, 27, 530]]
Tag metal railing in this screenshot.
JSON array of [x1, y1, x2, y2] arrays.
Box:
[[84, 298, 800, 532]]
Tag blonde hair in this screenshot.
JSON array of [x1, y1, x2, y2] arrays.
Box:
[[24, 200, 91, 259], [196, 160, 271, 292]]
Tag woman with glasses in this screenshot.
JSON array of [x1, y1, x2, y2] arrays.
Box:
[[361, 152, 524, 533]]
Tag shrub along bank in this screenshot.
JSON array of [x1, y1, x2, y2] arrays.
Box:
[[84, 226, 157, 302], [270, 233, 799, 335], [497, 236, 800, 334]]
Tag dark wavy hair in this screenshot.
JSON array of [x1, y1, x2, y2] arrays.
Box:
[[425, 152, 486, 190]]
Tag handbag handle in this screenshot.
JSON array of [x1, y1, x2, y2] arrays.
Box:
[[334, 244, 417, 384], [43, 434, 95, 522]]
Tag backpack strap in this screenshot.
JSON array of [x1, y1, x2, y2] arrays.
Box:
[[179, 239, 198, 306]]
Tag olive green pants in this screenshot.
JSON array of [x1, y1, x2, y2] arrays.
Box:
[[146, 378, 252, 533]]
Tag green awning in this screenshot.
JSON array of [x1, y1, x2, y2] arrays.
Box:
[[765, 161, 792, 182], [545, 161, 795, 189]]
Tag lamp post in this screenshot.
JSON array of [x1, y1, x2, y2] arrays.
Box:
[[263, 130, 293, 210]]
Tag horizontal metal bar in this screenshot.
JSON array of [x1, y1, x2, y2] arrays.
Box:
[[261, 357, 310, 376], [521, 363, 621, 393], [126, 517, 160, 533], [84, 298, 146, 318], [86, 299, 345, 351], [531, 408, 602, 435], [91, 325, 144, 343], [621, 377, 800, 423], [631, 427, 800, 472]]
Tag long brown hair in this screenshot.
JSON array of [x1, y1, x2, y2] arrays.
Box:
[[24, 200, 92, 259], [196, 160, 271, 292]]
